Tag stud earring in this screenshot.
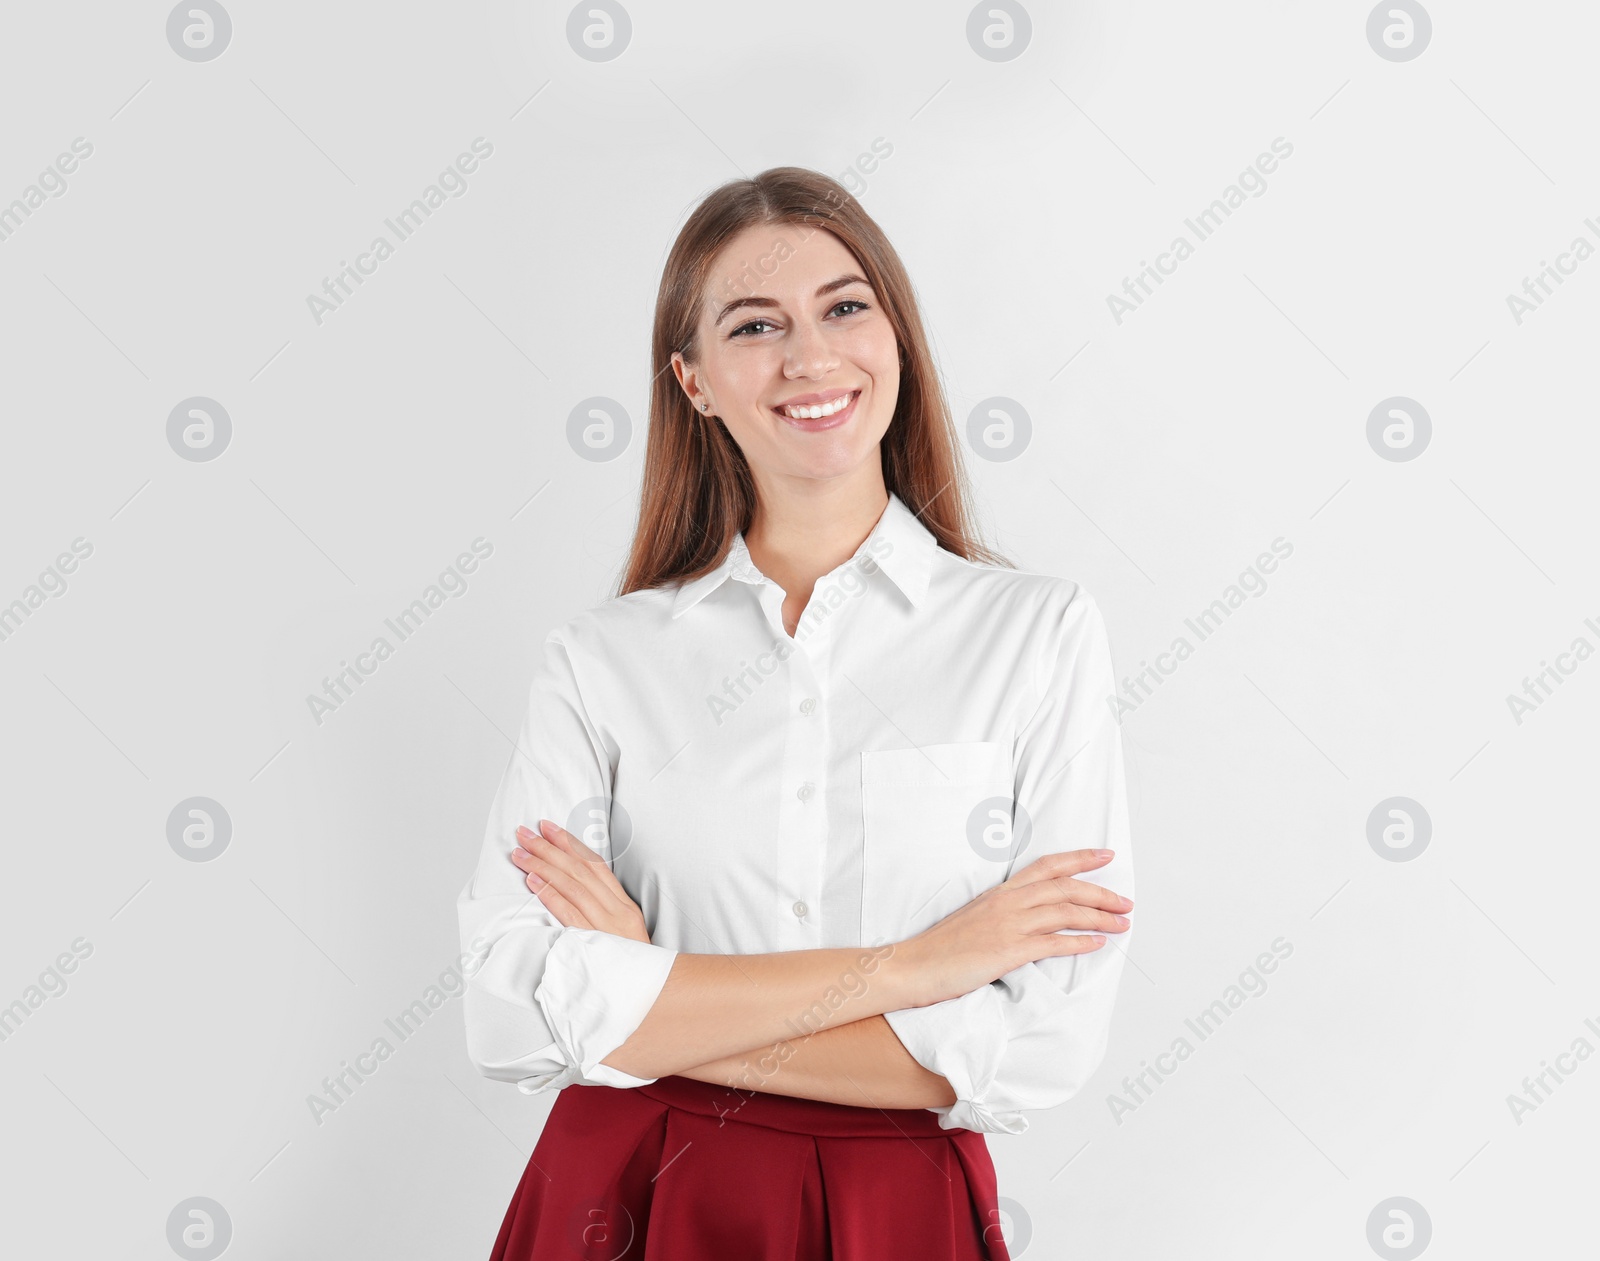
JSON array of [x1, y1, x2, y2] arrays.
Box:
[[700, 401, 710, 411]]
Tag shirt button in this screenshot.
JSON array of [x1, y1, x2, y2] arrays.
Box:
[[792, 900, 809, 918], [797, 782, 815, 802], [799, 698, 816, 715]]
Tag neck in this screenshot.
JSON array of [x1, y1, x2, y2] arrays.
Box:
[[743, 469, 889, 602]]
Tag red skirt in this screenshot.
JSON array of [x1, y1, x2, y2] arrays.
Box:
[[488, 1074, 1010, 1261]]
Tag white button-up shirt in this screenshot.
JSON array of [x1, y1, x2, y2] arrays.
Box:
[[457, 491, 1134, 1134]]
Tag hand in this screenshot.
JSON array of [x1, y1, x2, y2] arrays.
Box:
[[900, 848, 1132, 1008], [509, 819, 651, 945]]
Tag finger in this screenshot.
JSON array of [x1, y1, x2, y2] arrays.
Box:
[[516, 824, 604, 894], [1021, 901, 1131, 935], [514, 832, 611, 926], [1034, 931, 1110, 958], [527, 876, 592, 930], [1006, 848, 1119, 889], [510, 841, 607, 927], [544, 818, 605, 862], [537, 820, 636, 908], [508, 845, 591, 926], [1019, 873, 1133, 913]]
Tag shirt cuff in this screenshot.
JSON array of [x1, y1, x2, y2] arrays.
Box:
[[884, 984, 1029, 1135], [528, 928, 679, 1092]]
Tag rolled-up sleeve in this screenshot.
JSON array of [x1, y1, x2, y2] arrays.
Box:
[[457, 629, 680, 1095], [883, 586, 1134, 1134]]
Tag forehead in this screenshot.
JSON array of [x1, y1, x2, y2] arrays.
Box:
[[701, 222, 863, 311]]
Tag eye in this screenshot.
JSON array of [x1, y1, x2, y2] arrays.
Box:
[[728, 299, 872, 339]]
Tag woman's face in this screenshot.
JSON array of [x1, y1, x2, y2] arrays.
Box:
[[673, 222, 900, 491]]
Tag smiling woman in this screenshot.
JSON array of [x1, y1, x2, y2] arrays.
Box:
[[456, 166, 1136, 1261]]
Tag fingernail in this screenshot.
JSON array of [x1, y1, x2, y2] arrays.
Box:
[[1091, 934, 1106, 945], [1094, 849, 1114, 859]]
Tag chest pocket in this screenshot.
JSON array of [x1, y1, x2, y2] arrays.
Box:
[[859, 740, 1016, 945]]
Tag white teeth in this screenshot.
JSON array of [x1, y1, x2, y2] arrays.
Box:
[[780, 391, 856, 420]]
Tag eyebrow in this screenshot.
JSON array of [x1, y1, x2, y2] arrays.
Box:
[[712, 274, 872, 328]]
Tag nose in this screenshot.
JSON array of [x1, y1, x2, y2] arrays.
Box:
[[783, 317, 837, 380]]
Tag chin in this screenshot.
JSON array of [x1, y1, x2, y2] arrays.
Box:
[[788, 444, 878, 482]]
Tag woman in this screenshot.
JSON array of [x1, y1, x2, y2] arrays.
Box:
[[457, 167, 1135, 1260]]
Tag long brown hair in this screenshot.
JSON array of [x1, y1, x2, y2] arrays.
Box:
[[617, 166, 1010, 598]]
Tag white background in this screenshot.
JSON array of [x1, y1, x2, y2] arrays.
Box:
[[0, 1, 1594, 1257]]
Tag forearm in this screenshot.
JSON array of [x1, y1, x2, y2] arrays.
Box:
[[601, 941, 922, 1082], [673, 1013, 959, 1110]]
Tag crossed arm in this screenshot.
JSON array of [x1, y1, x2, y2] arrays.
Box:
[[675, 1014, 959, 1110], [510, 818, 961, 1111]]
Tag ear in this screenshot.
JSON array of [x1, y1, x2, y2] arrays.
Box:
[[669, 350, 696, 398], [670, 351, 712, 414]]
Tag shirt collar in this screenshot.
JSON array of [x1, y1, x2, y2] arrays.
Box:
[[669, 490, 938, 619]]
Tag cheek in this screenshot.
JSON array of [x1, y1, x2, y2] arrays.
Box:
[[714, 350, 779, 409], [849, 323, 901, 379], [864, 380, 899, 441], [855, 332, 900, 406]]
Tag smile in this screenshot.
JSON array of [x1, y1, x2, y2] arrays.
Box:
[[773, 390, 860, 430]]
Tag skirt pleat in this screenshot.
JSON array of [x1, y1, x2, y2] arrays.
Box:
[[643, 1103, 816, 1260], [487, 1075, 1009, 1261]]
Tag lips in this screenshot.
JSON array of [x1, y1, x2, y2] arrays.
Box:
[[775, 386, 857, 414], [772, 389, 861, 432]]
